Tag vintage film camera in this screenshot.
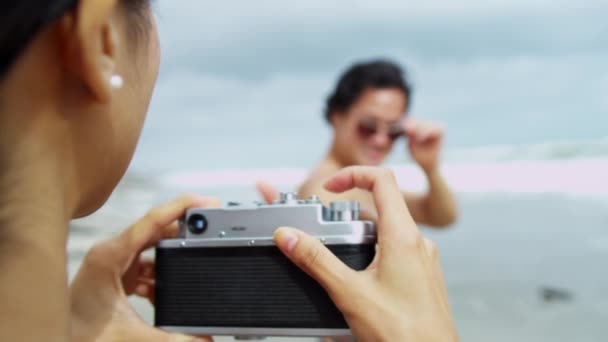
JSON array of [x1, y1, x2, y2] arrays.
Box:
[[155, 193, 376, 338]]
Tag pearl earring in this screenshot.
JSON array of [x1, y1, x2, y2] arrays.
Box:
[[110, 74, 124, 89]]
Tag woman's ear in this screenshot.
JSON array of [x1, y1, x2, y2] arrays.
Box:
[[59, 0, 121, 103], [330, 111, 345, 128]]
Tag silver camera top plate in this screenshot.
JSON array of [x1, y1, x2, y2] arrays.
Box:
[[158, 192, 375, 248]]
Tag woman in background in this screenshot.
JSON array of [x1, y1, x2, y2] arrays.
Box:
[[0, 1, 457, 341], [259, 60, 458, 227]]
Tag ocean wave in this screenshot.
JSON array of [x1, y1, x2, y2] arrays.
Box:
[[444, 137, 608, 162]]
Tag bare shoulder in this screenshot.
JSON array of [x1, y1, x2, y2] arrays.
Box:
[[299, 174, 377, 220], [299, 164, 371, 200], [298, 180, 321, 200], [300, 180, 368, 202], [297, 165, 333, 199]]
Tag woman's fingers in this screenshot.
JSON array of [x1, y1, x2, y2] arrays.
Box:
[[137, 258, 155, 280], [324, 166, 420, 256], [274, 227, 357, 307], [115, 195, 221, 269], [134, 282, 155, 305]]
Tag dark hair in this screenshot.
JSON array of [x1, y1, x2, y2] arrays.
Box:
[[324, 59, 412, 123], [0, 0, 149, 79]]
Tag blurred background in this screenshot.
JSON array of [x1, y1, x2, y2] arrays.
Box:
[[70, 1, 608, 341]]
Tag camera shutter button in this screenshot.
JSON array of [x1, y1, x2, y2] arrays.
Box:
[[329, 201, 360, 221]]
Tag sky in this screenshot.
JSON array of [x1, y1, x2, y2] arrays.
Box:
[[131, 0, 608, 173]]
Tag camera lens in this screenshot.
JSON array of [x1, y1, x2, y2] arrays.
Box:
[[187, 214, 208, 234]]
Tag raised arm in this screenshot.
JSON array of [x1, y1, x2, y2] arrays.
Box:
[[401, 118, 458, 228], [403, 168, 458, 228]]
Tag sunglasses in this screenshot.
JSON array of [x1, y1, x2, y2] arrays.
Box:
[[357, 120, 405, 142]]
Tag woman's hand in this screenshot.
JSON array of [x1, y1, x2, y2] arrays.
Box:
[[70, 195, 219, 342], [274, 167, 458, 342], [403, 118, 445, 173]]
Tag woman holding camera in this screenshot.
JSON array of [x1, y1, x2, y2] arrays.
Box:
[[0, 1, 457, 341]]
